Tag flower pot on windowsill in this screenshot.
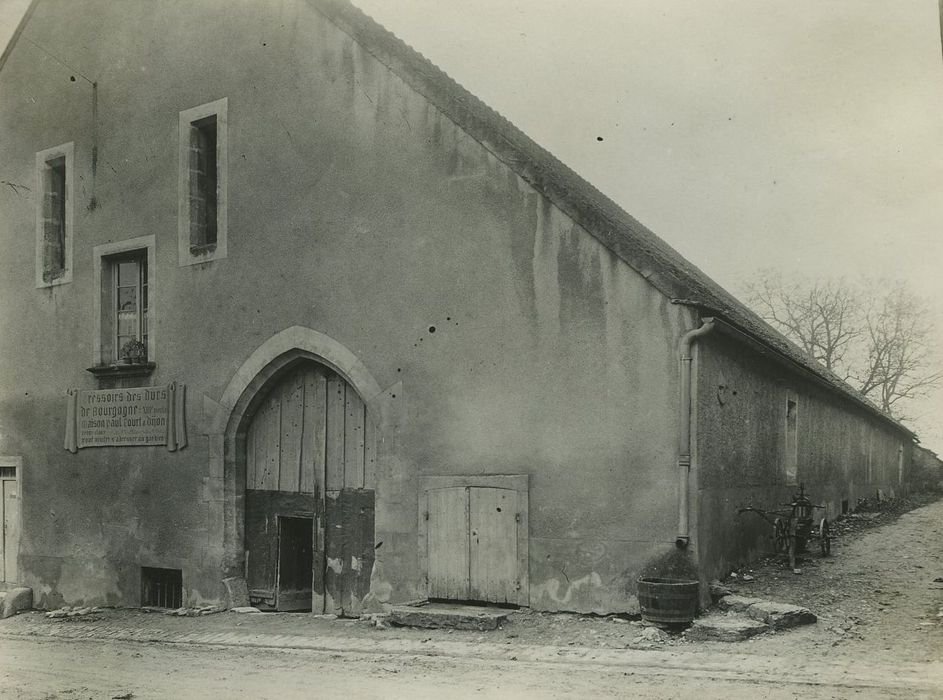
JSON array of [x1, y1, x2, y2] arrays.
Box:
[[119, 340, 147, 366]]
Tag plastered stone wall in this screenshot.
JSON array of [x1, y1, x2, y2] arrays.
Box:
[[693, 333, 912, 584], [0, 0, 693, 612]]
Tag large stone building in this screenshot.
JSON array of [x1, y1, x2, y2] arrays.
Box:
[[0, 0, 915, 614]]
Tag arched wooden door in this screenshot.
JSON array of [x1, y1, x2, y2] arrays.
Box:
[[244, 362, 376, 615]]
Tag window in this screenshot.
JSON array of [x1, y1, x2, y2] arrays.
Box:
[[784, 394, 798, 485], [141, 567, 183, 608], [43, 158, 66, 272], [178, 98, 227, 266], [92, 236, 156, 367], [110, 253, 149, 361], [189, 116, 218, 249], [35, 142, 74, 287]]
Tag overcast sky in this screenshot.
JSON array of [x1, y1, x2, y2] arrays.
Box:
[[0, 0, 27, 50], [345, 0, 943, 451], [3, 0, 942, 449]]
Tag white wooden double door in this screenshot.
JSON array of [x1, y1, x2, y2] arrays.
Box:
[[426, 485, 526, 605]]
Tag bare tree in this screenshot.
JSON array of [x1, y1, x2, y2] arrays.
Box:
[[854, 282, 943, 416], [742, 272, 941, 419], [743, 269, 860, 380]]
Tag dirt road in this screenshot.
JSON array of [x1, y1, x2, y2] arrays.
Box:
[[0, 633, 938, 699], [0, 496, 941, 698], [717, 493, 943, 663]]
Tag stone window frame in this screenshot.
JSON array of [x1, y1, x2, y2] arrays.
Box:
[[92, 235, 157, 366], [177, 98, 228, 267], [34, 142, 74, 288], [784, 391, 799, 485]]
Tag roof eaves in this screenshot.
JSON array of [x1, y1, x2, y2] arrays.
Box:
[[675, 300, 915, 439]]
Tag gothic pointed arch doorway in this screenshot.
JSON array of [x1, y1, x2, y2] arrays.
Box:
[[243, 359, 376, 614]]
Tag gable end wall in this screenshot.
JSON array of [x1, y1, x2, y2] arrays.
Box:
[[0, 0, 695, 613]]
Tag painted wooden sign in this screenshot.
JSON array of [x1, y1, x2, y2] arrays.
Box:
[[64, 383, 187, 452]]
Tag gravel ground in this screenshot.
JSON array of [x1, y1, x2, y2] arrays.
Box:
[[708, 491, 943, 661]]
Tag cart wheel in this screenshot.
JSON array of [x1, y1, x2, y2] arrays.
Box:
[[820, 518, 831, 556], [773, 518, 788, 553]]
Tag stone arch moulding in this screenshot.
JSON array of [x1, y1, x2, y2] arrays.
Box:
[[201, 326, 400, 578], [207, 326, 384, 437]]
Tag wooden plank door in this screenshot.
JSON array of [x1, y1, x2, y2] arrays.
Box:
[[427, 487, 470, 600], [1, 476, 18, 582], [245, 363, 376, 614], [245, 365, 322, 611], [323, 488, 375, 617], [426, 486, 522, 604], [469, 488, 519, 604], [245, 490, 315, 609], [245, 490, 278, 607]]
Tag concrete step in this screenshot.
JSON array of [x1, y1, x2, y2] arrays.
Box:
[[717, 594, 816, 630], [390, 602, 512, 631]]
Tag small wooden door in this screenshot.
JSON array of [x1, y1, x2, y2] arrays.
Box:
[[0, 467, 18, 582], [244, 363, 376, 614], [245, 491, 315, 610], [469, 487, 519, 603], [427, 487, 469, 600], [427, 486, 522, 604]]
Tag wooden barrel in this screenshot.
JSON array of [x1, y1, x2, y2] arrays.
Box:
[[637, 577, 699, 625]]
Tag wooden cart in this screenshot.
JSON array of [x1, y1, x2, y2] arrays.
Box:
[[738, 484, 832, 571]]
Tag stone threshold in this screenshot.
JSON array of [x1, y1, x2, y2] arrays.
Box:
[[389, 601, 513, 630]]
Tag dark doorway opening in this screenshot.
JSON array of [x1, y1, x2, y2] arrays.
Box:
[[277, 516, 314, 611]]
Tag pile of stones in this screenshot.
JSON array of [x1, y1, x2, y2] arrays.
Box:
[[45, 606, 107, 619], [685, 594, 817, 642], [144, 605, 225, 616]]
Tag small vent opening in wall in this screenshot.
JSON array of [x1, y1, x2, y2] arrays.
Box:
[[141, 567, 183, 608]]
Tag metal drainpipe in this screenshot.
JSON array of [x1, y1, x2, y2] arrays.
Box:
[[676, 317, 716, 548]]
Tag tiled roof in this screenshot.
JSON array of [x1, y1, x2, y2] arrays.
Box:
[[313, 0, 913, 437]]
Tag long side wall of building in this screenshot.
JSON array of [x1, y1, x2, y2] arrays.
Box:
[[693, 333, 912, 582]]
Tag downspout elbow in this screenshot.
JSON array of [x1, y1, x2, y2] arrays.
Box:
[[676, 318, 716, 548]]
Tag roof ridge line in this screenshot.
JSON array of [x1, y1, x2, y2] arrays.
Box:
[[312, 1, 914, 437]]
